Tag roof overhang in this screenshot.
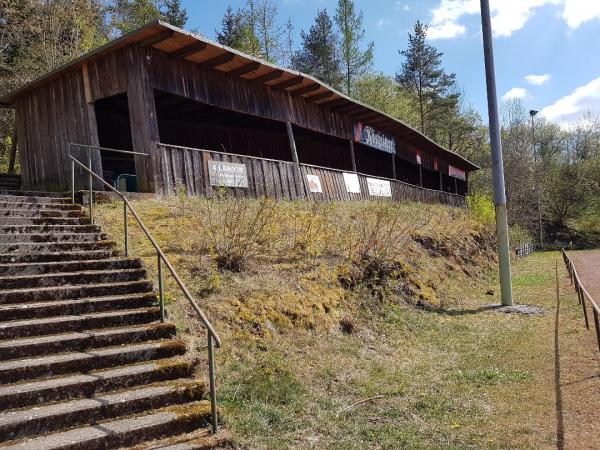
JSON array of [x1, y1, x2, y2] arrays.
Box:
[[0, 20, 480, 172]]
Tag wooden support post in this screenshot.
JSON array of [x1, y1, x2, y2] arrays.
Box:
[[349, 139, 357, 172], [127, 45, 161, 193], [439, 171, 443, 191], [7, 122, 17, 174], [286, 121, 299, 164], [454, 177, 458, 194], [391, 153, 396, 179], [419, 164, 423, 187]]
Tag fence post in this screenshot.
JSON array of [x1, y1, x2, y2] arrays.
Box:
[[593, 310, 600, 354]]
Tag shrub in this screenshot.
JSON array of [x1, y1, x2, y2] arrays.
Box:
[[199, 193, 279, 272], [467, 193, 495, 224]]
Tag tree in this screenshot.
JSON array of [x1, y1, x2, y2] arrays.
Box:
[[215, 5, 261, 57], [282, 18, 295, 68], [335, 0, 374, 95], [109, 0, 162, 35], [162, 0, 187, 28], [396, 21, 458, 135], [292, 10, 342, 88], [252, 0, 283, 63]]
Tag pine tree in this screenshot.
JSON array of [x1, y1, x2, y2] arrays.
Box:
[[215, 5, 261, 57], [334, 0, 374, 95], [396, 21, 458, 135], [292, 10, 342, 88], [161, 0, 187, 28], [253, 0, 283, 63], [109, 0, 162, 35]]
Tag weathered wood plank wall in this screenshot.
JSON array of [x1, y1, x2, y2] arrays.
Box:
[[158, 144, 466, 207]]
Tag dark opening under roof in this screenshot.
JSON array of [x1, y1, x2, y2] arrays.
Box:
[[0, 20, 479, 172]]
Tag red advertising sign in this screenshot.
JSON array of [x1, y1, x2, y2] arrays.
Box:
[[415, 150, 422, 165], [433, 157, 439, 171]]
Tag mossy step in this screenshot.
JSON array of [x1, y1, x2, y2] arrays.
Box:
[[0, 202, 82, 211], [0, 291, 156, 321], [0, 268, 147, 290], [0, 224, 100, 234], [0, 358, 193, 409], [0, 322, 175, 361], [0, 279, 152, 304], [0, 249, 114, 264], [0, 216, 91, 226], [0, 382, 206, 442], [0, 193, 70, 202], [0, 257, 143, 277], [0, 239, 115, 254], [0, 208, 86, 218], [0, 307, 160, 340], [1, 400, 212, 450], [0, 339, 186, 383], [0, 232, 107, 244]]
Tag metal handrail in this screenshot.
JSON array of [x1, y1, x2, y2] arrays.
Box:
[[561, 248, 600, 353], [68, 148, 221, 433]]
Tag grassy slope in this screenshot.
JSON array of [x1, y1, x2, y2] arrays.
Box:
[[95, 197, 595, 449]]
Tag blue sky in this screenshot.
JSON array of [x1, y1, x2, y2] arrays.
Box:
[[181, 0, 600, 126]]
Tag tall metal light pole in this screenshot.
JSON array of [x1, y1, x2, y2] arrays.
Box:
[[480, 0, 513, 306], [530, 109, 543, 249]]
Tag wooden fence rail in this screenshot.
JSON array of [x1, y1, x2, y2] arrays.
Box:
[[157, 143, 466, 207]]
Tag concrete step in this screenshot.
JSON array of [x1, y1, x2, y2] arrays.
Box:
[[0, 358, 193, 409], [0, 189, 71, 203], [0, 279, 152, 305], [0, 202, 82, 211], [0, 339, 186, 383], [0, 292, 157, 321], [0, 307, 160, 339], [0, 239, 115, 255], [0, 268, 147, 290], [0, 232, 107, 243], [0, 216, 91, 226], [0, 257, 142, 276], [0, 249, 114, 264], [1, 400, 211, 450], [0, 322, 175, 360], [0, 224, 101, 234], [0, 382, 206, 442], [0, 208, 85, 218]]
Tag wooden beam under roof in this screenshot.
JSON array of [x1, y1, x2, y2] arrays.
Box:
[[270, 75, 304, 91], [290, 83, 321, 97], [307, 91, 334, 103], [138, 30, 174, 47], [330, 102, 361, 113], [320, 98, 348, 108], [251, 69, 284, 83], [227, 61, 261, 77], [197, 52, 235, 69], [350, 110, 381, 121], [169, 41, 207, 59]]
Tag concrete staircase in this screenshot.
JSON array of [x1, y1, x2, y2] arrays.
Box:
[[0, 192, 220, 449]]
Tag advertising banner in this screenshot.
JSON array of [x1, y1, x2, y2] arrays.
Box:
[[306, 174, 323, 193], [354, 122, 396, 154], [448, 165, 466, 181], [366, 178, 392, 197], [208, 161, 249, 188], [343, 172, 361, 193]]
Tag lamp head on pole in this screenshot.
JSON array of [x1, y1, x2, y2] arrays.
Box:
[[530, 110, 539, 117]]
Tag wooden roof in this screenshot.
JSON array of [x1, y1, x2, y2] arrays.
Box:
[[0, 21, 479, 171]]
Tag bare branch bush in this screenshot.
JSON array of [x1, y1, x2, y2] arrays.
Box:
[[196, 192, 280, 272]]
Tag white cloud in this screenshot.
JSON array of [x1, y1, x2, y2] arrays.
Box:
[[395, 2, 411, 11], [377, 19, 391, 30], [541, 76, 600, 125], [525, 74, 551, 85], [502, 87, 529, 101], [562, 0, 600, 28], [428, 0, 600, 40], [428, 21, 467, 39]]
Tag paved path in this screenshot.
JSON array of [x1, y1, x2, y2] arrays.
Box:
[[570, 249, 600, 303]]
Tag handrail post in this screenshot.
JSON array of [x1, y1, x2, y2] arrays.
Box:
[[71, 159, 75, 204], [593, 310, 600, 354], [157, 255, 165, 322], [123, 202, 129, 257], [581, 288, 590, 330], [88, 152, 93, 224], [208, 334, 218, 433]]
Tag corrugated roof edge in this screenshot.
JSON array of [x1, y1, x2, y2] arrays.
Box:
[[0, 20, 480, 171]]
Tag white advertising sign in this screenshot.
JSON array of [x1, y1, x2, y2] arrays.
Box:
[[306, 174, 323, 193], [208, 161, 249, 188], [343, 172, 361, 194], [366, 178, 392, 197]]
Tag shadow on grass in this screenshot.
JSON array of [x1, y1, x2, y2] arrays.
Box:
[[427, 304, 502, 316]]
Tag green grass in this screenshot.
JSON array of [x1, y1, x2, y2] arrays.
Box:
[[93, 198, 588, 449]]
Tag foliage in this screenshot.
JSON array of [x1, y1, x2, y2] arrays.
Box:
[[215, 5, 261, 57], [292, 9, 342, 89], [334, 0, 374, 95], [108, 0, 188, 35], [467, 192, 495, 225]]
